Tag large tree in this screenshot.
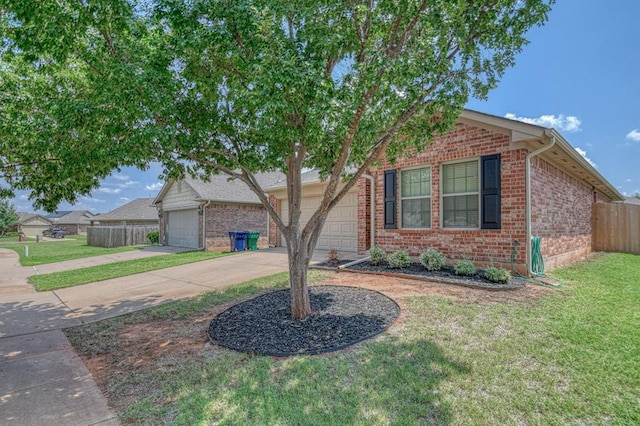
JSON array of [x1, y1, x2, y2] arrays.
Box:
[[0, 0, 553, 318], [0, 199, 18, 236]]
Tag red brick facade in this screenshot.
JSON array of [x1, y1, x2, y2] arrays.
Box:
[[266, 119, 619, 273], [360, 122, 528, 270], [529, 157, 606, 269], [204, 203, 269, 250]]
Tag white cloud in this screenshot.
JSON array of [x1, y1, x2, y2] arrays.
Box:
[[145, 182, 163, 191], [625, 129, 640, 142], [19, 194, 28, 200], [575, 147, 597, 168], [505, 113, 582, 133], [112, 173, 130, 181], [625, 178, 633, 183], [96, 187, 121, 194], [119, 197, 131, 202], [80, 196, 106, 203], [117, 180, 140, 189]]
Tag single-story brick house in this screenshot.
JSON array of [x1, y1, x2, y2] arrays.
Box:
[[45, 210, 96, 235], [16, 212, 52, 238], [266, 109, 624, 273], [94, 198, 159, 227], [153, 172, 285, 250]]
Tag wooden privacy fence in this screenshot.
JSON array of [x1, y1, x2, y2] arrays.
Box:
[[87, 226, 158, 248], [592, 203, 640, 254]]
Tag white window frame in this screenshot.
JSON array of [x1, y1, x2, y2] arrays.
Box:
[[399, 165, 432, 229], [440, 158, 481, 230]]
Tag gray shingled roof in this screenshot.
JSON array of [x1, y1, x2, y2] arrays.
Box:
[[17, 212, 52, 225], [46, 210, 96, 225], [96, 198, 158, 221], [624, 196, 640, 205], [176, 172, 286, 204]]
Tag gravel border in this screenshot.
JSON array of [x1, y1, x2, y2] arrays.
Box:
[[315, 261, 526, 290], [208, 285, 400, 356]]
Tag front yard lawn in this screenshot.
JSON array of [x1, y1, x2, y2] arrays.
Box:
[[30, 250, 235, 291], [7, 234, 145, 266], [65, 253, 640, 425]]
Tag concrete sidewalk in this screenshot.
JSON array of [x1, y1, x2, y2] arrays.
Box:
[[0, 247, 299, 425]]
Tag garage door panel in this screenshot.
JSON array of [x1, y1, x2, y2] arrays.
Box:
[[280, 191, 358, 252], [167, 210, 199, 249]]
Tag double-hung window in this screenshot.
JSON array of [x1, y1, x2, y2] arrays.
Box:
[[442, 160, 479, 228], [400, 167, 431, 228]]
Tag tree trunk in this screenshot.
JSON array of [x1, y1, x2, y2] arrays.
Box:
[[286, 232, 312, 318]]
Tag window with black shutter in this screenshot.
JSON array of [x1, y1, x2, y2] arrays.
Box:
[[481, 154, 501, 229], [384, 169, 397, 229]]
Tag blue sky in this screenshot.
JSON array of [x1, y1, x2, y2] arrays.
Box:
[[14, 0, 639, 213]]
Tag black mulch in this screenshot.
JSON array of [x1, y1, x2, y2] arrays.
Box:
[[208, 285, 400, 356], [316, 261, 526, 290]]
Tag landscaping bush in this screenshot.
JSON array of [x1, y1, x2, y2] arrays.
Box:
[[369, 246, 386, 266], [454, 259, 476, 276], [387, 249, 410, 269], [419, 248, 446, 271], [326, 248, 341, 265], [484, 266, 511, 283], [147, 230, 160, 244]]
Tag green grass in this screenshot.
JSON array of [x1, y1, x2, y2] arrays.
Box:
[[29, 250, 235, 291], [6, 234, 145, 266], [65, 253, 640, 425]]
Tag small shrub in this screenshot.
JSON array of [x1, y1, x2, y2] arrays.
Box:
[[484, 266, 511, 283], [387, 249, 411, 269], [419, 248, 446, 271], [369, 246, 386, 266], [147, 230, 160, 244], [326, 248, 341, 265], [454, 259, 476, 276]]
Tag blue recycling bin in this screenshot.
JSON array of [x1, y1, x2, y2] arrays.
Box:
[[233, 231, 248, 251]]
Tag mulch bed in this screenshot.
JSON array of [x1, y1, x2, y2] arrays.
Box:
[[208, 285, 400, 356], [316, 261, 527, 290]]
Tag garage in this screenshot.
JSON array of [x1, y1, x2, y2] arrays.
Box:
[[166, 209, 200, 249], [280, 191, 358, 252], [22, 225, 51, 238]]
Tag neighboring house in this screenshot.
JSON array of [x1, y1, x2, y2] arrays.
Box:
[[623, 196, 640, 206], [45, 210, 96, 235], [266, 109, 624, 273], [154, 172, 285, 250], [17, 212, 53, 238], [95, 198, 159, 227]]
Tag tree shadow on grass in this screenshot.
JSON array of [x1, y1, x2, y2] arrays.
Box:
[[128, 335, 469, 425]]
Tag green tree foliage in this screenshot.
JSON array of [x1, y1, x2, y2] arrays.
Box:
[[0, 0, 553, 317], [0, 199, 19, 236]]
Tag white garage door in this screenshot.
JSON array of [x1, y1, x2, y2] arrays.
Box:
[[167, 209, 200, 248], [23, 225, 51, 238], [280, 191, 358, 252]]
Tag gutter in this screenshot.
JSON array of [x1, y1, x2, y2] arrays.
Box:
[[201, 200, 211, 250], [362, 173, 376, 250], [525, 130, 556, 275]]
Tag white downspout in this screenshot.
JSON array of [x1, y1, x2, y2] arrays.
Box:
[[362, 174, 376, 250], [526, 131, 556, 275], [201, 200, 211, 250]]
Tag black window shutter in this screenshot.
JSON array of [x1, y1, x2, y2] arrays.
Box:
[[384, 169, 397, 229], [481, 154, 501, 229]]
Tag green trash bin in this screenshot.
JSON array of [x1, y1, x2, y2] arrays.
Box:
[[247, 231, 260, 250]]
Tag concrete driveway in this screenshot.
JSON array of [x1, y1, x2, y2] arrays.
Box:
[[0, 246, 300, 425]]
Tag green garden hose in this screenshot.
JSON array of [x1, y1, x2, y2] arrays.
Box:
[[511, 237, 562, 290], [530, 236, 544, 277]]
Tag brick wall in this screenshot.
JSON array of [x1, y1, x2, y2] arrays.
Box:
[[360, 122, 529, 270], [530, 157, 596, 269], [204, 203, 269, 250]]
